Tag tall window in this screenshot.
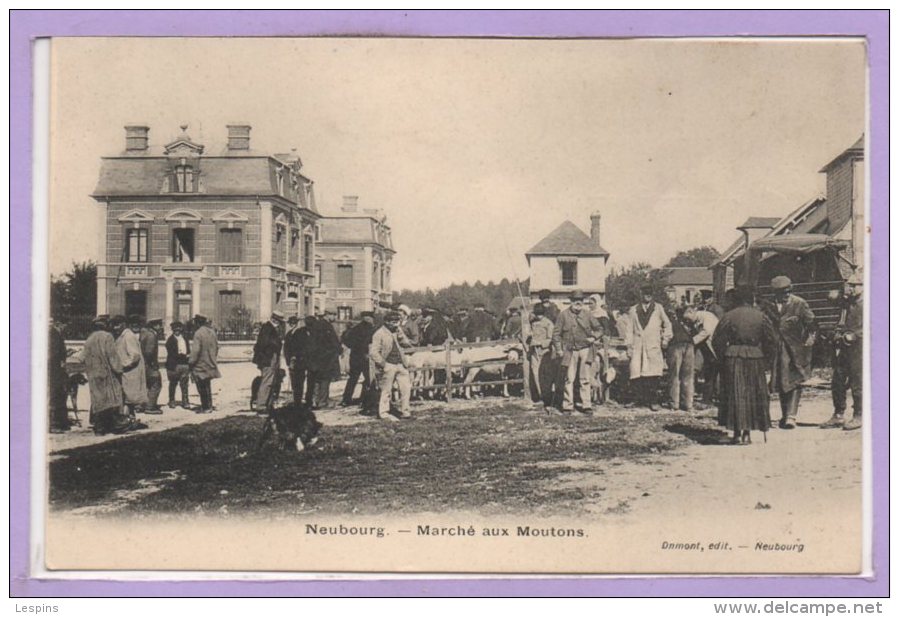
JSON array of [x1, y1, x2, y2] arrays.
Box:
[[560, 261, 578, 286], [218, 228, 243, 262], [172, 228, 195, 262], [175, 164, 194, 193], [314, 264, 322, 287], [337, 306, 353, 321], [125, 228, 148, 262], [303, 235, 313, 271], [372, 262, 380, 290], [336, 264, 354, 288]]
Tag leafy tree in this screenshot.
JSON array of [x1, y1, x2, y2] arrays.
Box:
[[394, 278, 529, 317], [604, 263, 672, 313], [664, 246, 721, 267], [50, 261, 97, 339]]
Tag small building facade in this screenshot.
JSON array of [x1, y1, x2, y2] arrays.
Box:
[[526, 213, 610, 305], [93, 124, 321, 336], [314, 196, 395, 319], [658, 267, 715, 305]]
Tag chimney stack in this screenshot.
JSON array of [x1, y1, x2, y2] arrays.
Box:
[[124, 125, 149, 151], [590, 211, 602, 247], [226, 124, 251, 151], [342, 195, 359, 213]]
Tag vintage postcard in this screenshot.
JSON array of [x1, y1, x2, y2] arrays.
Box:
[[39, 34, 870, 576]]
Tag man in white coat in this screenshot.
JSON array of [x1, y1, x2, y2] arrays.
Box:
[[626, 284, 672, 410]]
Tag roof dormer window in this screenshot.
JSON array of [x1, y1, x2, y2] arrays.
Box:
[[175, 160, 194, 193]]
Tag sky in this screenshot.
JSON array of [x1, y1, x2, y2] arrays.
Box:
[[49, 37, 866, 289]]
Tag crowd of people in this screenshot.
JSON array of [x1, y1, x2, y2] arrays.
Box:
[[49, 313, 221, 435], [49, 273, 864, 446]]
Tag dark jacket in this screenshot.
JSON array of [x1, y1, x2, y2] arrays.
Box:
[[165, 334, 190, 371], [668, 310, 693, 346], [288, 326, 314, 368], [252, 321, 282, 368], [310, 319, 342, 374], [463, 310, 498, 342], [763, 294, 817, 391], [139, 328, 160, 370], [341, 321, 375, 356], [421, 315, 450, 346]]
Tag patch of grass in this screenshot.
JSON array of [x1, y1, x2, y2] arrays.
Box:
[[50, 404, 710, 516]]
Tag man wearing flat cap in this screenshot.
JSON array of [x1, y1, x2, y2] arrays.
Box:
[[767, 275, 817, 429], [253, 310, 285, 412], [370, 310, 413, 420], [551, 290, 606, 414], [624, 284, 672, 411]]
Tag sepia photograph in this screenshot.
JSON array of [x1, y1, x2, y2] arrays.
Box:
[[39, 34, 869, 575]]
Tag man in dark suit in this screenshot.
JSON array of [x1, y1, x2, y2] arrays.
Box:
[[140, 318, 164, 414], [463, 302, 498, 342], [310, 310, 342, 409], [253, 310, 285, 412], [165, 321, 192, 409], [340, 311, 376, 407], [282, 315, 306, 407]]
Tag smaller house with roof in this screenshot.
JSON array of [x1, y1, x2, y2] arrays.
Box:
[[658, 267, 715, 306], [314, 195, 395, 319], [525, 213, 610, 305]]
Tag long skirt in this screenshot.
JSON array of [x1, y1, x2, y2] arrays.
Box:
[[718, 356, 770, 432]]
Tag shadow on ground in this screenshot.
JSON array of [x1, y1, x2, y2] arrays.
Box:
[[663, 422, 732, 446], [50, 403, 712, 517]]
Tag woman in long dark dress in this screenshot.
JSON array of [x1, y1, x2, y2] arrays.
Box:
[[711, 286, 777, 444]]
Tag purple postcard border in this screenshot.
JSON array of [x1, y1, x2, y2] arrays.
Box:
[[9, 10, 889, 598]]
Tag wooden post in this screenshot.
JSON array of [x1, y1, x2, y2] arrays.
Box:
[[444, 339, 453, 401], [521, 344, 530, 401]]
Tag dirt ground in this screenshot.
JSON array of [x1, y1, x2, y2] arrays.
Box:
[[49, 363, 862, 526]]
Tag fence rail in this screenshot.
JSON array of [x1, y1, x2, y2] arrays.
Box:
[[402, 338, 529, 401]]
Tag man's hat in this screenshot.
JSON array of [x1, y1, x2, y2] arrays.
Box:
[[640, 283, 654, 295], [271, 310, 286, 321], [170, 320, 183, 329], [532, 303, 545, 316], [146, 318, 163, 327], [770, 275, 792, 291], [93, 314, 110, 324], [110, 314, 126, 326], [127, 314, 144, 325], [385, 310, 402, 322], [420, 308, 435, 316], [361, 310, 375, 318], [538, 289, 552, 300], [194, 313, 208, 322], [457, 307, 469, 313], [398, 304, 412, 316], [570, 290, 585, 301], [473, 301, 485, 308], [287, 315, 299, 324]]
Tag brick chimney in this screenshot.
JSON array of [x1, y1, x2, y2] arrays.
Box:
[[342, 195, 359, 213], [124, 125, 149, 151], [590, 211, 602, 247], [226, 124, 251, 151]]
